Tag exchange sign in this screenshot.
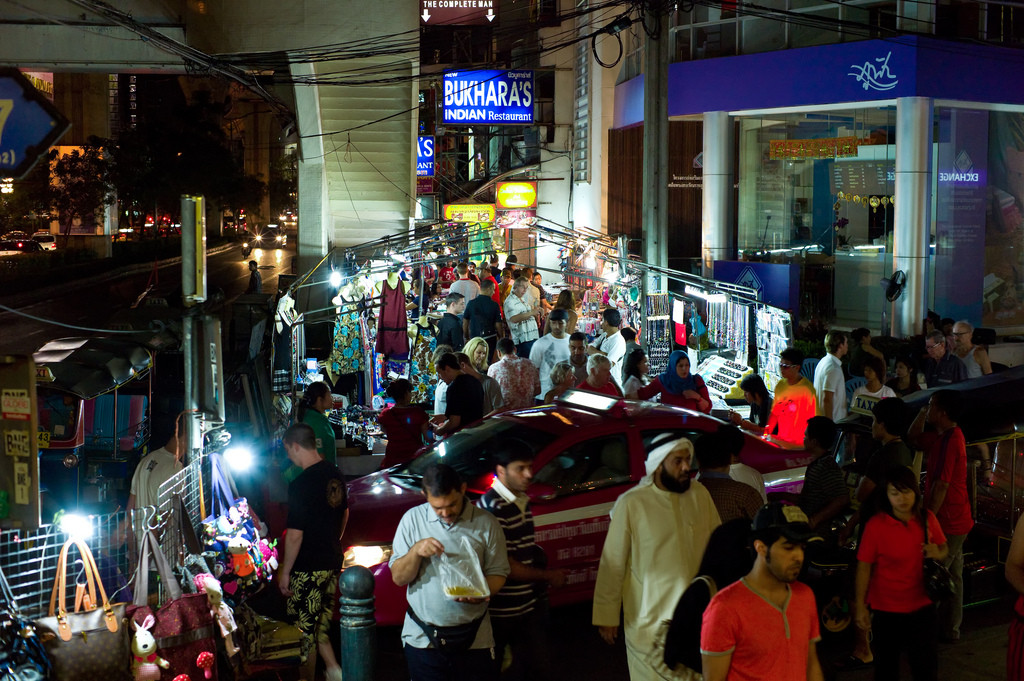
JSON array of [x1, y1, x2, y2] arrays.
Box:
[[0, 68, 70, 179], [443, 70, 534, 125]]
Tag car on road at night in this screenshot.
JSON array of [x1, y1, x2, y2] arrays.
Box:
[[31, 232, 57, 250], [0, 239, 45, 256], [340, 389, 815, 625]]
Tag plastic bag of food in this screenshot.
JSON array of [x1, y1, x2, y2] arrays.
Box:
[[439, 536, 489, 600]]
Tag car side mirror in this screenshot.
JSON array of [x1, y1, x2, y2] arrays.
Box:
[[528, 482, 558, 503]]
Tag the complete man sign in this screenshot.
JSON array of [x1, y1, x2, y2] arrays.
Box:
[[443, 70, 534, 125]]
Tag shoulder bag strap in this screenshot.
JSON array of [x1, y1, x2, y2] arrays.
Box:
[[406, 606, 440, 648], [132, 530, 184, 607]]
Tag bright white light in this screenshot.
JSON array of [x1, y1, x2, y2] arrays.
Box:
[[853, 244, 885, 251], [391, 252, 407, 263], [329, 270, 343, 288], [223, 446, 253, 471], [60, 513, 92, 539], [584, 255, 597, 269], [684, 285, 727, 303]]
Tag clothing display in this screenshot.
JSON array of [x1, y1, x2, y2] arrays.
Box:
[[327, 293, 365, 378], [409, 321, 440, 405], [375, 275, 410, 358]]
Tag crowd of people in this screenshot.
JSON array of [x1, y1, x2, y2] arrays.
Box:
[[258, 301, 1012, 681]]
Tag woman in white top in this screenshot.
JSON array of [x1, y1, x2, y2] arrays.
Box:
[[622, 349, 651, 398], [850, 355, 896, 407]]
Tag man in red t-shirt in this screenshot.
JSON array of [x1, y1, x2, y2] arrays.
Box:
[[908, 389, 973, 642], [701, 503, 824, 681], [576, 354, 623, 398]]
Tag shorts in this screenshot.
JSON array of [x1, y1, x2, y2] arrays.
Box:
[[286, 570, 338, 662]]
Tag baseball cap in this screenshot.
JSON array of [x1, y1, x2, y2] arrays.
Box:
[[752, 503, 822, 543], [549, 308, 569, 322]]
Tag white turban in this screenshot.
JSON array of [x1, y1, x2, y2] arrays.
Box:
[[640, 436, 694, 486]]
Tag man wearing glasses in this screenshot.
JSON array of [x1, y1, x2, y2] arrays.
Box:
[[950, 320, 992, 379], [763, 348, 818, 447], [923, 330, 968, 388]]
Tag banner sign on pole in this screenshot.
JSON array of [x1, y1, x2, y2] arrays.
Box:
[[417, 136, 434, 177], [443, 70, 534, 125], [496, 181, 538, 209]]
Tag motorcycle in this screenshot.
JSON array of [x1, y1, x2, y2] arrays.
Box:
[[242, 241, 253, 257]]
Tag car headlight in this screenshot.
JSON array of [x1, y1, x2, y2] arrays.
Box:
[[343, 544, 393, 569], [276, 235, 283, 242]]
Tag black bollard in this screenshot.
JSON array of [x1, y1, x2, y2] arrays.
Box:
[[338, 566, 376, 681]]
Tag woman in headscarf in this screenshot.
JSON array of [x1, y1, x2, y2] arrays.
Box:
[[636, 350, 712, 413]]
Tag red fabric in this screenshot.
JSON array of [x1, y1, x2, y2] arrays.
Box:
[[921, 428, 974, 535], [701, 579, 820, 681], [1009, 596, 1024, 681], [857, 510, 947, 613], [575, 380, 622, 398], [375, 277, 410, 357], [127, 594, 218, 681], [636, 376, 712, 413], [378, 404, 429, 468]]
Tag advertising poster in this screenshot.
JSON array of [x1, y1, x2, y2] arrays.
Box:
[[934, 109, 988, 324], [984, 111, 1024, 327]]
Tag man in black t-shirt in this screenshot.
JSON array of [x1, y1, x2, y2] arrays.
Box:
[[279, 423, 348, 681], [437, 292, 466, 351], [431, 353, 485, 438], [462, 278, 503, 357]]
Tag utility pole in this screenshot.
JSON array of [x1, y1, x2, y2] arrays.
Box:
[[181, 195, 207, 463], [641, 7, 670, 292]]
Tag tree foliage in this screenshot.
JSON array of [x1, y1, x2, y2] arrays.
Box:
[[48, 146, 114, 237]]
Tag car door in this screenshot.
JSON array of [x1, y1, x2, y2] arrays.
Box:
[[530, 430, 634, 605]]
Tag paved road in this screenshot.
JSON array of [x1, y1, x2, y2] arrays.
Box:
[[0, 244, 292, 355]]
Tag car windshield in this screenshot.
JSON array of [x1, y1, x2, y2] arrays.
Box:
[[402, 418, 551, 481]]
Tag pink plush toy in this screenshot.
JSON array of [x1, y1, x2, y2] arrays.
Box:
[[257, 538, 279, 580], [132, 614, 170, 681]]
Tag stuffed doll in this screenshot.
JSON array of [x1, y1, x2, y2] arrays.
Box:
[[201, 575, 239, 658], [132, 614, 170, 681], [257, 538, 279, 580], [227, 536, 256, 584]]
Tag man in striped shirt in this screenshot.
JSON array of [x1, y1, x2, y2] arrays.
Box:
[[478, 442, 566, 679]]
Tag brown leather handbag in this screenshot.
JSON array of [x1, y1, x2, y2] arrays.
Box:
[[34, 538, 131, 681]]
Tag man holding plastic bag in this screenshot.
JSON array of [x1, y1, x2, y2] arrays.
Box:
[[390, 464, 510, 681]]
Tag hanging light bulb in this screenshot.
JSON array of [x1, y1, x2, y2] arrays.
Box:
[[329, 270, 343, 288]]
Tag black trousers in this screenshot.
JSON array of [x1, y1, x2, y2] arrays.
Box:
[[405, 645, 495, 681], [871, 604, 938, 681], [491, 608, 551, 681]]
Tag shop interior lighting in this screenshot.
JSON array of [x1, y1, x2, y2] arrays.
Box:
[[685, 285, 728, 303], [853, 244, 885, 250], [329, 270, 343, 288]]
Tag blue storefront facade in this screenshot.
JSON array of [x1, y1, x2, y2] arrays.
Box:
[[614, 36, 1024, 336]]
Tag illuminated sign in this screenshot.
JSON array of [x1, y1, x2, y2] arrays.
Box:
[[443, 70, 534, 125], [417, 136, 434, 177], [444, 203, 496, 223], [496, 181, 538, 209], [420, 0, 494, 25]]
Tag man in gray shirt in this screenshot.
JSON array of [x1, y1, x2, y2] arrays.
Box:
[[390, 464, 510, 680]]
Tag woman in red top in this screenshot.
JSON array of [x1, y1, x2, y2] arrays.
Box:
[[636, 350, 711, 413], [378, 379, 429, 469], [854, 464, 948, 681]]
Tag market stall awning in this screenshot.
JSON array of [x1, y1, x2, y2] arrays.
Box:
[[33, 337, 153, 399]]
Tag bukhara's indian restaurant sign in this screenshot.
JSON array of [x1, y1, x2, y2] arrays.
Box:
[[443, 70, 534, 125], [496, 181, 537, 209], [769, 136, 862, 160], [444, 203, 496, 223]]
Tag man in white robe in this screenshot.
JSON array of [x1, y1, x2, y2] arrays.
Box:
[[593, 437, 722, 680]]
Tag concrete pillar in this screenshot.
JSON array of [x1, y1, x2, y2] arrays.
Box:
[[892, 97, 933, 338], [702, 111, 734, 278], [291, 62, 330, 276], [642, 17, 670, 288]]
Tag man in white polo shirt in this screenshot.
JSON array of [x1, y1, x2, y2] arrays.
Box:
[[812, 330, 848, 422]]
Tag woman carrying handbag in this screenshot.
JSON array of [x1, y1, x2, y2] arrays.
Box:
[[853, 465, 949, 681]]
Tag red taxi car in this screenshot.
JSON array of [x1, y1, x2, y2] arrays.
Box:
[[341, 390, 815, 625]]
